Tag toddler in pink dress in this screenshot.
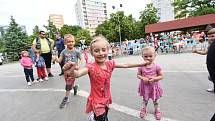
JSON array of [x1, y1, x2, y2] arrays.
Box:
[[137, 46, 163, 120]]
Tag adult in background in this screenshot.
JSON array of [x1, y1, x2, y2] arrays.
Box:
[[193, 30, 214, 92], [206, 28, 215, 93], [32, 31, 55, 77], [55, 32, 65, 76]]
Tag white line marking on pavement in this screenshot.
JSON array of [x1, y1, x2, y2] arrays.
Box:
[[0, 75, 24, 78], [0, 88, 179, 121], [0, 88, 65, 92], [127, 68, 207, 73]]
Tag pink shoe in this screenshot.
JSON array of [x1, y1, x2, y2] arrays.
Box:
[[139, 108, 147, 118], [155, 108, 161, 120]]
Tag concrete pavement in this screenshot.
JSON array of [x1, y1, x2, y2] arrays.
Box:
[[0, 53, 214, 121]]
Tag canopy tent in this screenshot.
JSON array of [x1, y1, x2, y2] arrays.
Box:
[[145, 14, 215, 34]]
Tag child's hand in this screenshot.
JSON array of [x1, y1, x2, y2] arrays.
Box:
[[192, 50, 197, 53], [148, 78, 155, 83], [63, 61, 76, 71], [75, 65, 80, 70], [143, 78, 150, 83], [143, 60, 150, 66], [52, 56, 57, 61]]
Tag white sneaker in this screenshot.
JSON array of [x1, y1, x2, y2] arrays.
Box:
[[39, 78, 44, 82], [44, 77, 49, 81], [206, 88, 214, 92], [87, 113, 95, 121], [27, 82, 31, 86], [33, 80, 39, 83]]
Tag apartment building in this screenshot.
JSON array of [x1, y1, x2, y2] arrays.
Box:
[[75, 0, 107, 35], [49, 14, 64, 29], [151, 0, 174, 22]]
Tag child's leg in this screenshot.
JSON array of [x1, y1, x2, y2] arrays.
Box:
[[153, 100, 161, 120], [37, 68, 42, 79], [41, 67, 47, 78], [140, 99, 148, 118], [24, 69, 30, 82], [59, 76, 75, 109], [59, 84, 72, 109], [94, 107, 109, 121], [65, 85, 73, 97], [142, 99, 148, 108], [153, 100, 159, 109], [29, 69, 35, 82], [65, 75, 75, 96]]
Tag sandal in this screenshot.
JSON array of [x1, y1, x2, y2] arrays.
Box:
[[139, 108, 147, 118], [155, 108, 161, 120]]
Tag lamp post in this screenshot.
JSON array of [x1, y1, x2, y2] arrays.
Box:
[[112, 4, 123, 48]]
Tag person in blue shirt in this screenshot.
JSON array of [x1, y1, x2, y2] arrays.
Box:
[[55, 32, 65, 76]]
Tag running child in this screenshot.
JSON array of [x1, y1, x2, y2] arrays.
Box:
[[54, 34, 83, 108], [137, 46, 163, 120], [20, 51, 38, 86], [63, 35, 147, 121], [84, 47, 89, 64]]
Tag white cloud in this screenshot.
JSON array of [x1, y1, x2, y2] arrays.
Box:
[[0, 0, 147, 35]]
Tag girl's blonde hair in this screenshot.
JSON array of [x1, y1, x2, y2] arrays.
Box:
[[89, 35, 110, 53], [64, 34, 75, 42], [141, 46, 155, 55], [21, 51, 29, 57]]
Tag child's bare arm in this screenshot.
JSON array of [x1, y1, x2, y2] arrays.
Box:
[[192, 50, 207, 55], [149, 71, 163, 82], [63, 61, 88, 78], [54, 55, 63, 63], [74, 68, 88, 78], [115, 62, 147, 68]]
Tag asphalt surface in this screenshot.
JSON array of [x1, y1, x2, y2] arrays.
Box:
[[0, 53, 214, 121]]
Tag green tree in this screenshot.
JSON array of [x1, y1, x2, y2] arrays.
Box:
[[95, 20, 117, 42], [0, 27, 6, 52], [75, 29, 92, 46], [173, 0, 215, 19], [32, 25, 40, 37], [138, 3, 159, 36], [96, 11, 137, 42], [120, 14, 138, 40], [3, 16, 29, 61], [44, 20, 58, 40], [60, 25, 82, 37], [0, 38, 5, 53], [28, 25, 40, 44]]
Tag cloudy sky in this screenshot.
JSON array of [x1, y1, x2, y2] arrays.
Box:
[[0, 0, 148, 35]]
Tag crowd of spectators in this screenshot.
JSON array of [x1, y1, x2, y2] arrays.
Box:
[[109, 31, 209, 57]]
